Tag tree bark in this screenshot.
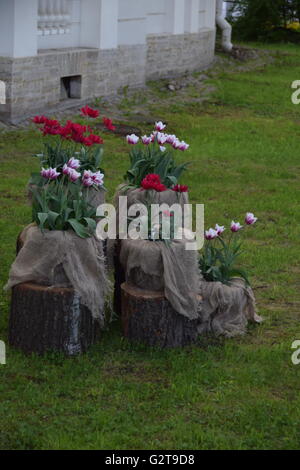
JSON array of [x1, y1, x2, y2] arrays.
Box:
[[113, 239, 126, 316], [9, 282, 99, 355], [121, 283, 199, 348]]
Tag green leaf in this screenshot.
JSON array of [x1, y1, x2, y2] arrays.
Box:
[[166, 175, 178, 186], [94, 147, 104, 168], [83, 217, 97, 234], [228, 268, 250, 286], [68, 219, 91, 238], [37, 212, 48, 230], [63, 207, 74, 222], [47, 211, 60, 229], [72, 200, 82, 220]]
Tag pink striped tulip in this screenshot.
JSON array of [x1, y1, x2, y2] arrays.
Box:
[[67, 157, 81, 170], [245, 212, 258, 225], [215, 224, 225, 235], [155, 121, 166, 131], [41, 167, 60, 180], [231, 221, 243, 232], [126, 134, 139, 145], [142, 135, 152, 145], [205, 228, 218, 240], [68, 169, 81, 182]]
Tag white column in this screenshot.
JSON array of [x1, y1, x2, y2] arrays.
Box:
[[165, 0, 185, 34], [185, 0, 199, 33], [0, 0, 38, 58], [80, 0, 118, 49]]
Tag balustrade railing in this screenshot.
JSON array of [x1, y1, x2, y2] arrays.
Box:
[[38, 0, 71, 36]]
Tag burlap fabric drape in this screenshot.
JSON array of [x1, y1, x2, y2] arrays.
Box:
[[5, 225, 110, 325], [114, 184, 190, 225], [106, 184, 191, 269], [87, 187, 106, 210], [198, 278, 263, 337], [120, 237, 201, 320]]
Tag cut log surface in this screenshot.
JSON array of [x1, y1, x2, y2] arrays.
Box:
[[121, 283, 199, 348], [9, 282, 99, 355]]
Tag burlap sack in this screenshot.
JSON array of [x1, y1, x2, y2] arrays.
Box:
[[120, 237, 201, 320], [87, 187, 106, 210], [114, 184, 190, 227], [5, 225, 110, 325], [106, 184, 191, 270], [198, 278, 263, 337]]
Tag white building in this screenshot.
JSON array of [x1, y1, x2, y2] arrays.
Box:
[[0, 0, 231, 123]]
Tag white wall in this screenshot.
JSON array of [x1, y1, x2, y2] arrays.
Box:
[[0, 0, 38, 58], [146, 0, 166, 35], [0, 0, 217, 57], [185, 0, 200, 33], [118, 0, 147, 45], [167, 0, 185, 34], [205, 0, 216, 29], [80, 0, 118, 49], [199, 0, 216, 30]]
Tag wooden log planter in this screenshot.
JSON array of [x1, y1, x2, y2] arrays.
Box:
[[9, 226, 100, 356], [121, 283, 200, 348], [9, 283, 99, 355]]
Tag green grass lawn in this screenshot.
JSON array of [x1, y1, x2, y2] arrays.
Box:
[[0, 43, 300, 450]]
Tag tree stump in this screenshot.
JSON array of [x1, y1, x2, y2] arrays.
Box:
[[121, 283, 199, 348], [113, 239, 126, 316], [9, 282, 99, 355], [11, 225, 99, 355]]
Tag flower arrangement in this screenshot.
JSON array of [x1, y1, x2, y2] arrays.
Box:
[[30, 106, 114, 238], [31, 106, 115, 190], [124, 121, 190, 189], [199, 213, 258, 285], [31, 176, 98, 238]]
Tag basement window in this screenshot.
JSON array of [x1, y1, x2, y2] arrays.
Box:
[[60, 75, 82, 100]]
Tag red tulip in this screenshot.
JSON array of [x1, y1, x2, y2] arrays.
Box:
[[141, 174, 167, 192], [172, 184, 188, 193], [103, 117, 116, 131], [80, 105, 99, 118], [86, 134, 103, 145], [32, 115, 48, 124]]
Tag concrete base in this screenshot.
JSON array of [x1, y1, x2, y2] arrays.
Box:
[[0, 29, 215, 123]]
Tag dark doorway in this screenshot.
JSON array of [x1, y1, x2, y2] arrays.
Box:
[[60, 75, 82, 100]]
